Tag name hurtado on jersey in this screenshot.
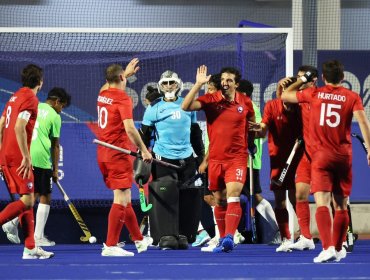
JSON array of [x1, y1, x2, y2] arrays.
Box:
[[317, 92, 346, 102]]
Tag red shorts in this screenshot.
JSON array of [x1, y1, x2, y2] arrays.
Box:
[[270, 167, 296, 191], [208, 159, 247, 192], [98, 159, 133, 190], [1, 165, 34, 195], [295, 152, 311, 184], [311, 150, 352, 196]]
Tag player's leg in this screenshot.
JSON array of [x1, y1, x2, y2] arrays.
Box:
[[34, 167, 55, 246], [273, 189, 293, 252]]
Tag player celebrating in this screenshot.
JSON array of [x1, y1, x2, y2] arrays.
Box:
[[97, 59, 153, 257], [249, 77, 303, 252], [2, 87, 71, 247], [0, 64, 54, 259], [182, 65, 255, 253], [282, 60, 370, 263]]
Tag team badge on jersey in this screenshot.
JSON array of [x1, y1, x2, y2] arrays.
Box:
[[237, 106, 243, 113], [27, 182, 33, 190]]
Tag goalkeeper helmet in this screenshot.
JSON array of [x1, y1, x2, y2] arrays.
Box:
[[158, 70, 183, 100]]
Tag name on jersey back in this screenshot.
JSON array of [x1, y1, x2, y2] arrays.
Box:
[[317, 92, 346, 102], [98, 96, 113, 105]]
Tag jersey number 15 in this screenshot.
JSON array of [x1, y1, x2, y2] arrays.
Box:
[[319, 103, 341, 128]]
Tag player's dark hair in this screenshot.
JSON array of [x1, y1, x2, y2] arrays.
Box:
[[298, 65, 318, 79], [145, 86, 161, 103], [208, 73, 221, 90], [47, 87, 72, 108], [220, 67, 241, 83], [284, 76, 298, 88], [105, 64, 123, 84], [322, 60, 344, 84], [237, 79, 254, 97], [21, 64, 43, 89]]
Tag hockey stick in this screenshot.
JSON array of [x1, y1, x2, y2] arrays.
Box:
[[272, 139, 303, 187], [181, 172, 203, 188], [351, 133, 368, 153], [55, 181, 92, 242], [138, 179, 152, 212], [93, 139, 182, 170], [249, 154, 258, 244], [0, 170, 15, 201]]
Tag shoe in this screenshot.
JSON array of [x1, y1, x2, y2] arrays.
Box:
[[212, 234, 234, 253], [233, 230, 245, 245], [288, 235, 315, 251], [268, 230, 282, 245], [335, 248, 347, 262], [313, 246, 336, 263], [35, 236, 56, 246], [135, 236, 153, 253], [276, 238, 293, 252], [101, 243, 134, 257], [192, 230, 211, 247], [201, 236, 219, 252], [2, 220, 20, 244], [22, 246, 54, 259]]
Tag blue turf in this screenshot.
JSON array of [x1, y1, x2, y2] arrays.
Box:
[[1, 240, 370, 279]]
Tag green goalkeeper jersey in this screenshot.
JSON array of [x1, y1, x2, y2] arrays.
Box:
[[31, 103, 61, 169], [250, 101, 263, 170]]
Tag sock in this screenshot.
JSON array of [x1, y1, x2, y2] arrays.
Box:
[[0, 200, 27, 224], [214, 205, 227, 238], [124, 203, 143, 242], [333, 210, 349, 251], [296, 201, 312, 239], [106, 203, 125, 246], [211, 206, 220, 238], [224, 197, 241, 237], [197, 222, 204, 233], [34, 203, 50, 239], [315, 206, 332, 249], [256, 199, 279, 232], [19, 209, 35, 249], [274, 208, 291, 239]]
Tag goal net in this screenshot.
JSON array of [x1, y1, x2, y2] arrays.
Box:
[[0, 28, 292, 206]]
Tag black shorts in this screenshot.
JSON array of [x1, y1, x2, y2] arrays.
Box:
[[242, 168, 262, 196], [33, 167, 53, 195], [151, 153, 196, 185]]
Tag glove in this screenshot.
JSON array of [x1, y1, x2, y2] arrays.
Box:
[[300, 71, 315, 83]]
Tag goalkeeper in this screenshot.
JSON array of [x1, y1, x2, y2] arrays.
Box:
[[139, 70, 204, 249]]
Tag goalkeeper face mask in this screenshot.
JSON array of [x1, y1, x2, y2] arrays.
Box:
[[158, 70, 183, 101]]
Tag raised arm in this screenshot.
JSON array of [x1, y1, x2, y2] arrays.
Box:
[[181, 65, 210, 111], [282, 72, 315, 103]]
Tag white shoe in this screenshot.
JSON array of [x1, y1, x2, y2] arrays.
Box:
[[288, 235, 315, 251], [201, 236, 219, 252], [276, 238, 293, 252], [335, 248, 347, 262], [2, 220, 20, 244], [101, 243, 134, 257], [268, 230, 281, 245], [313, 246, 336, 263], [233, 230, 245, 245], [35, 236, 56, 246], [135, 236, 153, 253], [22, 246, 54, 259]]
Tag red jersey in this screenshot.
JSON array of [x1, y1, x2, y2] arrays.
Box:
[[299, 101, 312, 157], [96, 88, 133, 162], [197, 90, 254, 161], [261, 99, 302, 168], [0, 88, 38, 167], [297, 85, 364, 155]]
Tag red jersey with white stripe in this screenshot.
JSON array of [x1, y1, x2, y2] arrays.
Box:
[[297, 85, 364, 155], [96, 88, 133, 162], [0, 88, 38, 166], [261, 99, 302, 168], [197, 90, 254, 161]]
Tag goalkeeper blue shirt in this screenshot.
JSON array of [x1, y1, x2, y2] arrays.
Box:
[[142, 96, 197, 160]]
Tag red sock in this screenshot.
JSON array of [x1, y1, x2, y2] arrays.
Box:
[[274, 208, 291, 239], [106, 203, 125, 246], [333, 210, 349, 251], [214, 205, 227, 238], [19, 209, 35, 249], [315, 206, 332, 249], [0, 200, 27, 224], [124, 203, 143, 241], [296, 201, 312, 239], [225, 202, 241, 236]]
